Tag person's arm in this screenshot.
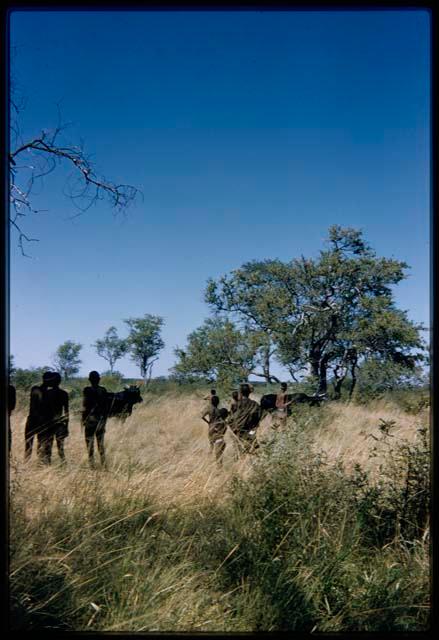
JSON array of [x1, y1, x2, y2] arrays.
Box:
[[201, 407, 210, 424], [63, 391, 69, 425], [82, 388, 90, 425], [29, 385, 42, 414]]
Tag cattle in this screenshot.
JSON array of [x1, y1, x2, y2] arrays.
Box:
[[260, 392, 327, 417], [107, 385, 143, 422]]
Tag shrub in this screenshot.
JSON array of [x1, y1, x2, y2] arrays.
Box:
[[354, 359, 426, 403], [12, 366, 51, 390], [350, 420, 430, 547]]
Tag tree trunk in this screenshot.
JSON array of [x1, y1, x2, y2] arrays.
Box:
[[348, 359, 358, 400], [348, 367, 357, 399], [333, 364, 347, 400], [318, 357, 329, 395], [262, 347, 271, 384]]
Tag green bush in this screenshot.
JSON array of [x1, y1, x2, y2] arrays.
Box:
[[187, 410, 430, 631], [11, 366, 51, 391], [350, 421, 430, 547], [354, 359, 427, 403]]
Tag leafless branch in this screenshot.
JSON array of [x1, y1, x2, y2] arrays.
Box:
[[9, 107, 142, 253]]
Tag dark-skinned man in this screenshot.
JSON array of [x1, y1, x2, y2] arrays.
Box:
[[24, 371, 53, 462], [82, 371, 109, 469], [201, 395, 228, 466], [273, 382, 293, 430], [229, 383, 261, 457], [44, 372, 69, 464]]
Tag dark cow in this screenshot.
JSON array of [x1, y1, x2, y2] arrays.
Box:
[[107, 385, 143, 422], [260, 392, 327, 417]]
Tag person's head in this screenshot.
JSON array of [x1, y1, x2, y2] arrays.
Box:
[[42, 370, 57, 387], [89, 370, 100, 385], [240, 383, 251, 398], [281, 382, 288, 392], [52, 372, 62, 387], [211, 395, 219, 407], [211, 389, 216, 396], [232, 390, 239, 401]]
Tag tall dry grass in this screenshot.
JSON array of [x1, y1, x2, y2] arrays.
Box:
[[10, 392, 262, 510], [8, 391, 430, 631]]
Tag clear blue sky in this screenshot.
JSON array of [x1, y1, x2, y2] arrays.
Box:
[[9, 9, 431, 379]]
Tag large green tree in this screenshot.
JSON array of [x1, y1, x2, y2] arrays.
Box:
[[206, 226, 426, 397], [172, 317, 270, 391], [53, 340, 82, 380], [124, 315, 165, 382], [93, 326, 128, 374]]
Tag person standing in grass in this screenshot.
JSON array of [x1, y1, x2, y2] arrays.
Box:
[[201, 395, 228, 466], [82, 371, 109, 469], [273, 382, 292, 430], [229, 383, 261, 457], [203, 388, 219, 404], [45, 372, 69, 464], [229, 390, 239, 417], [24, 371, 53, 462]]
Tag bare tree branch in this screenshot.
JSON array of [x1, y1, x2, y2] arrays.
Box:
[[9, 98, 142, 254]]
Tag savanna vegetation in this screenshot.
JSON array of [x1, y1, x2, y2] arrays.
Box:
[[9, 377, 430, 632], [9, 226, 430, 631]]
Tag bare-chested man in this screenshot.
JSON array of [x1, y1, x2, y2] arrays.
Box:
[[24, 371, 53, 462], [273, 382, 292, 430], [201, 395, 228, 465], [82, 371, 109, 469]]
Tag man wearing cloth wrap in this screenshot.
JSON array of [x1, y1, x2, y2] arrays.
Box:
[[229, 383, 261, 457]]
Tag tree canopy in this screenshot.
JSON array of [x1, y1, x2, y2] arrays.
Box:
[[205, 226, 426, 397], [93, 327, 128, 374], [53, 340, 82, 380], [124, 315, 165, 382]]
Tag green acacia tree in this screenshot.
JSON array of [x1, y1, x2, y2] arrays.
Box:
[[172, 317, 255, 391], [206, 226, 426, 397], [53, 340, 82, 380], [124, 315, 165, 383], [93, 326, 128, 374]]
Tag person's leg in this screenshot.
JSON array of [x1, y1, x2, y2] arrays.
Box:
[[56, 433, 66, 463], [234, 433, 246, 458], [96, 423, 107, 468], [213, 438, 226, 466], [24, 419, 35, 461], [37, 430, 50, 464], [46, 431, 55, 465], [85, 423, 96, 467]]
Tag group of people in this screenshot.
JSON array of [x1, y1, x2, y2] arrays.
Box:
[[15, 370, 111, 468], [8, 373, 293, 470], [200, 382, 292, 465]]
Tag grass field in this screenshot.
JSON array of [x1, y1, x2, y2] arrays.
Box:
[[8, 388, 430, 631]]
